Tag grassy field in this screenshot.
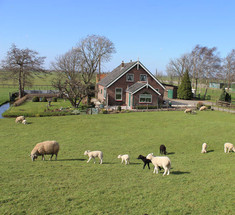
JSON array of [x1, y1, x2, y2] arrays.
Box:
[[0, 87, 17, 105], [0, 111, 234, 215]]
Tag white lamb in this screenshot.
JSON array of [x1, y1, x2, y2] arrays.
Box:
[[224, 143, 235, 153], [22, 119, 27, 124], [84, 150, 103, 164], [146, 153, 171, 176], [117, 154, 130, 165], [201, 143, 207, 153]]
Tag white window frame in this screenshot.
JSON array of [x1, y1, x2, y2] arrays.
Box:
[[115, 88, 122, 101], [126, 74, 134, 82], [140, 74, 147, 81], [139, 93, 152, 103]]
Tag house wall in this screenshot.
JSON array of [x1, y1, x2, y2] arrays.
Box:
[[106, 65, 164, 106], [97, 85, 105, 102], [132, 87, 162, 108]]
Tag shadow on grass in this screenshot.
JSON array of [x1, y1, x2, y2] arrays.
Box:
[[59, 158, 86, 161], [207, 150, 214, 153], [167, 152, 175, 155], [171, 171, 190, 175]]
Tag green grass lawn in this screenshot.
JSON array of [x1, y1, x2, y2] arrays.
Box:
[[0, 87, 17, 105], [3, 99, 74, 117], [0, 111, 234, 214]]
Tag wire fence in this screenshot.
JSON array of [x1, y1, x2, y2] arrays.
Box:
[[0, 84, 54, 90]]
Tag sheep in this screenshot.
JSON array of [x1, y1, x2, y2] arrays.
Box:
[[146, 153, 171, 176], [201, 143, 207, 153], [199, 106, 207, 111], [22, 119, 27, 124], [224, 143, 235, 153], [84, 150, 103, 164], [30, 140, 59, 161], [160, 144, 167, 155], [137, 155, 152, 169], [15, 116, 25, 123], [184, 108, 192, 113], [117, 154, 130, 165]]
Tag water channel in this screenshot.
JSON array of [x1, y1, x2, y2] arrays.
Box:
[[0, 103, 10, 119]]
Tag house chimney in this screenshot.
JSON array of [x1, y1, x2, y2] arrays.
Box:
[[121, 61, 124, 67]]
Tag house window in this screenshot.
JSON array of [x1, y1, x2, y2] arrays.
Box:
[[139, 93, 152, 103], [126, 74, 134, 82], [140, 74, 147, 81], [115, 88, 122, 101]]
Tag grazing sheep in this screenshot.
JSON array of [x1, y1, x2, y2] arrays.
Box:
[[146, 153, 171, 176], [184, 108, 192, 113], [201, 143, 207, 153], [117, 154, 130, 165], [30, 140, 59, 161], [224, 143, 235, 153], [15, 116, 25, 123], [22, 119, 27, 124], [160, 144, 167, 155], [199, 106, 207, 111], [137, 155, 152, 169], [84, 150, 103, 164]]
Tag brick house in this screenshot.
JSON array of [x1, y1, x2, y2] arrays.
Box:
[[97, 60, 165, 109]]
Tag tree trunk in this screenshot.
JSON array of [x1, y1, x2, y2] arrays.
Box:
[[18, 69, 23, 98]]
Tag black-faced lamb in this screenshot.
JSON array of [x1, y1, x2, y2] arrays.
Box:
[[30, 140, 59, 161], [146, 153, 171, 176], [137, 155, 152, 169], [84, 150, 103, 164], [224, 143, 235, 153], [160, 144, 167, 155], [117, 154, 130, 165], [15, 116, 25, 123], [201, 143, 207, 153]]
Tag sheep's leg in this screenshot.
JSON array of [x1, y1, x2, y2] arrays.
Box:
[[143, 163, 146, 169], [93, 157, 96, 164], [163, 168, 168, 176], [100, 159, 102, 164], [147, 163, 150, 169], [87, 157, 92, 163], [55, 153, 57, 160], [167, 169, 170, 175], [42, 155, 45, 160], [50, 154, 54, 160]]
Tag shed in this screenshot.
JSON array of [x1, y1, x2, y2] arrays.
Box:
[[162, 84, 178, 99]]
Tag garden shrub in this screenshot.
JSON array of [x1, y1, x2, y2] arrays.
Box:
[[136, 105, 158, 109], [72, 109, 80, 115], [117, 106, 122, 111], [41, 97, 47, 102], [177, 69, 192, 100], [102, 109, 108, 114], [205, 105, 211, 109], [32, 96, 39, 102], [52, 97, 57, 102]]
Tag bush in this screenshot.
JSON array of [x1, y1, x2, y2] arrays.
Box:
[[197, 102, 204, 109], [41, 97, 47, 102], [102, 109, 108, 114], [32, 96, 39, 102], [219, 88, 231, 103], [117, 106, 122, 111], [177, 69, 192, 100], [72, 109, 80, 115], [52, 97, 57, 102], [136, 105, 158, 109], [205, 105, 211, 109]]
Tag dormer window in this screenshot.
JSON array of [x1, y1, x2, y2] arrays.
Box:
[[126, 74, 134, 82], [140, 74, 147, 82]]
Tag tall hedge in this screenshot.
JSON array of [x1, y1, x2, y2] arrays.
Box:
[[177, 69, 192, 100]]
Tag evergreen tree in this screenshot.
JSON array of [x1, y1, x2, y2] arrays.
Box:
[[177, 69, 192, 100]]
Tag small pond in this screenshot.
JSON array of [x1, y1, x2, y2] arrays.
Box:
[[0, 103, 10, 119]]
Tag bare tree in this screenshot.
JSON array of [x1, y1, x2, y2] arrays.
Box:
[[52, 35, 115, 108], [190, 45, 221, 96], [1, 44, 46, 98], [166, 54, 192, 85], [222, 49, 235, 90]]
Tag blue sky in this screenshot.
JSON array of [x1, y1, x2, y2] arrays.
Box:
[[0, 0, 234, 74]]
